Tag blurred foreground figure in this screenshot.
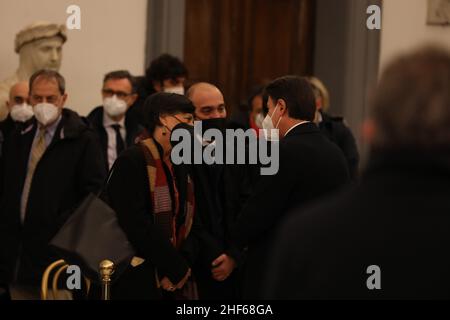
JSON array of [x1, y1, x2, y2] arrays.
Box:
[[266, 46, 450, 300]]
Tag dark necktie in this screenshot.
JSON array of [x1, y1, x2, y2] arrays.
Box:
[[112, 124, 125, 156]]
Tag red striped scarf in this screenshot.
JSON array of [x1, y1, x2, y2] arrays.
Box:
[[140, 138, 195, 248]]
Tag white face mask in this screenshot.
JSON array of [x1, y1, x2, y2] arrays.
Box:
[[10, 103, 34, 123], [254, 112, 264, 128], [103, 95, 128, 117], [164, 86, 185, 95], [33, 103, 60, 126], [262, 105, 282, 141]]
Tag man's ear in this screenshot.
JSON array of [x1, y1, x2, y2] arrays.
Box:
[[362, 118, 376, 146], [61, 94, 68, 108], [153, 81, 162, 92], [128, 93, 138, 107], [278, 99, 288, 116]]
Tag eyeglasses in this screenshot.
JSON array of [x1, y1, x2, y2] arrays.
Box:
[[172, 114, 194, 125], [102, 89, 133, 99]]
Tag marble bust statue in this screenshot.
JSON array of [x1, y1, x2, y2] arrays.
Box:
[[0, 22, 67, 120]]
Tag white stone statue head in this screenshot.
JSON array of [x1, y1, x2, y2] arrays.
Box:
[[15, 22, 67, 74]]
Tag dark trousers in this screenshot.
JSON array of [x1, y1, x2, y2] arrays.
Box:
[[194, 268, 241, 300]]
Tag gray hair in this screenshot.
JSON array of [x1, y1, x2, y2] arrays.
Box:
[[29, 69, 66, 95], [370, 45, 450, 149]]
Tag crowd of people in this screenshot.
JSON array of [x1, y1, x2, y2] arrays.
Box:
[[1, 43, 450, 300]]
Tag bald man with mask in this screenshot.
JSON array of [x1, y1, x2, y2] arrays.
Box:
[[188, 83, 227, 121], [6, 82, 33, 123], [0, 82, 33, 159], [184, 83, 255, 299]]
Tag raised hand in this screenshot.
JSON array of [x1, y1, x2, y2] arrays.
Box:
[[211, 254, 236, 282]]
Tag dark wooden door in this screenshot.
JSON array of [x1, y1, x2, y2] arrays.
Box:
[[184, 0, 315, 112]]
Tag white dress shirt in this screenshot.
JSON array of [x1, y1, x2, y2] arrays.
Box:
[[103, 112, 126, 169], [284, 120, 311, 137]]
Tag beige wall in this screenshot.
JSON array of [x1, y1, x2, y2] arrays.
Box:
[[380, 0, 450, 70], [0, 0, 147, 116]]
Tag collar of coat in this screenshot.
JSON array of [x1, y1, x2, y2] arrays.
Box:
[[87, 105, 143, 138], [283, 121, 320, 138], [21, 108, 90, 141]]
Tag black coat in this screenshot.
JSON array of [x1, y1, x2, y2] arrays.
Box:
[[126, 76, 156, 127], [0, 116, 15, 157], [86, 106, 144, 170], [319, 112, 359, 180], [189, 159, 255, 299], [266, 149, 450, 299], [0, 109, 106, 286], [0, 116, 18, 197], [227, 110, 251, 131], [230, 122, 350, 299], [96, 145, 196, 300], [0, 116, 32, 160]]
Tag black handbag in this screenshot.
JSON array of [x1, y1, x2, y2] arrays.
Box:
[[49, 172, 135, 283]]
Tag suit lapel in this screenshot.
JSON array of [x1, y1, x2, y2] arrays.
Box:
[[92, 109, 109, 170], [125, 114, 143, 147], [47, 119, 65, 151], [99, 127, 109, 170]]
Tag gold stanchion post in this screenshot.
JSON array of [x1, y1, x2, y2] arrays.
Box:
[[99, 260, 115, 300]]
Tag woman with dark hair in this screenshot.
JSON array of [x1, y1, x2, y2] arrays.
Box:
[[100, 92, 197, 299]]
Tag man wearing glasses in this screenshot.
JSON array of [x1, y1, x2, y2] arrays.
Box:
[[87, 70, 143, 171]]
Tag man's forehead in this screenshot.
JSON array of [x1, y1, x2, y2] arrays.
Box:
[[12, 91, 28, 98], [31, 78, 60, 94], [103, 78, 132, 91], [193, 90, 224, 108], [165, 76, 186, 83], [9, 83, 29, 98]]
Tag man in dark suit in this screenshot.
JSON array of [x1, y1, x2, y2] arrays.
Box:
[[87, 70, 143, 171], [265, 46, 450, 300], [185, 82, 255, 299], [0, 82, 33, 159], [1, 82, 33, 135], [215, 76, 350, 299], [0, 70, 106, 299], [0, 82, 33, 201]]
